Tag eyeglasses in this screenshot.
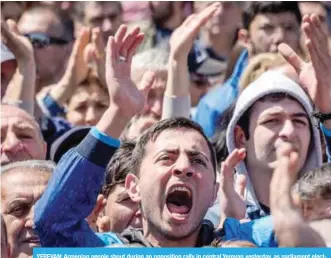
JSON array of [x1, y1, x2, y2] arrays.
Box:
[[24, 33, 71, 49]]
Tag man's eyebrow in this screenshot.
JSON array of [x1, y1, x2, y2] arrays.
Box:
[[187, 149, 209, 162], [291, 112, 309, 119], [13, 123, 36, 132], [260, 111, 309, 119], [154, 149, 178, 157]]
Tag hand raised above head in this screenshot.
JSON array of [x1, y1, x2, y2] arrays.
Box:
[[105, 25, 155, 119], [278, 13, 331, 116], [1, 19, 33, 63], [63, 27, 90, 86], [169, 2, 221, 60]]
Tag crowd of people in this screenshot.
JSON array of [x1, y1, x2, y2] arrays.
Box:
[[1, 1, 331, 256]]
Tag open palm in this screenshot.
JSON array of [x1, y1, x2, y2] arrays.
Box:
[[278, 14, 331, 114], [105, 25, 155, 119]]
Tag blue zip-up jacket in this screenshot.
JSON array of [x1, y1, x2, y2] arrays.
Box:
[[193, 49, 249, 138], [34, 127, 123, 246]]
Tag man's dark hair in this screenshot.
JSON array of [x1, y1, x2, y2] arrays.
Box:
[[102, 141, 135, 198], [237, 93, 299, 140], [297, 163, 331, 201], [243, 2, 302, 30], [24, 4, 74, 41], [131, 117, 217, 178]]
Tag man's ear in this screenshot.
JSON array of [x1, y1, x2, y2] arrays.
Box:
[[237, 29, 250, 48], [234, 125, 247, 149], [125, 173, 141, 203], [210, 182, 220, 207], [302, 200, 314, 220]]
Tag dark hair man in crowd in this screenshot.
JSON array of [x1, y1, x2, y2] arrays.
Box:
[[18, 5, 74, 91], [101, 141, 142, 233], [30, 5, 292, 248], [1, 105, 46, 166], [222, 12, 331, 219], [1, 160, 54, 258], [194, 1, 303, 138], [72, 1, 123, 44]]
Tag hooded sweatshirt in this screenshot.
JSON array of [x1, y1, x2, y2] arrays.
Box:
[[226, 71, 323, 214]]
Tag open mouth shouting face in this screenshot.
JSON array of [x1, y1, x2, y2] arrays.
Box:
[[126, 125, 219, 241], [166, 185, 193, 220]]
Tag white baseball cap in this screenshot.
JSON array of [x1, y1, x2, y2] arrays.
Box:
[[1, 42, 15, 63]]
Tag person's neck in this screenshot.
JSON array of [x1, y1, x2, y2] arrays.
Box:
[[143, 222, 200, 247], [246, 164, 273, 208], [201, 30, 234, 58], [160, 15, 182, 31]]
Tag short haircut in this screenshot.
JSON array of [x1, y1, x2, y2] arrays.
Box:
[[237, 92, 300, 139], [243, 2, 302, 30], [0, 160, 55, 175], [24, 4, 74, 40], [131, 117, 217, 178], [296, 163, 331, 201], [102, 141, 135, 198], [72, 1, 122, 22]]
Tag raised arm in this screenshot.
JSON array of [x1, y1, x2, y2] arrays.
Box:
[[37, 28, 90, 117], [278, 13, 331, 161], [34, 25, 154, 247], [162, 3, 220, 119], [1, 19, 36, 115]]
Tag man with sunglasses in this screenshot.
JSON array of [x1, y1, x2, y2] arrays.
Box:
[[18, 4, 74, 90]]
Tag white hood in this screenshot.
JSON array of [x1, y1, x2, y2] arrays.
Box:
[[226, 71, 323, 208]]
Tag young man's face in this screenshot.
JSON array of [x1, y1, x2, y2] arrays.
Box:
[[1, 170, 50, 258], [243, 97, 311, 174], [66, 83, 109, 127], [128, 128, 218, 240], [104, 184, 142, 233], [83, 2, 123, 43], [247, 12, 300, 55]]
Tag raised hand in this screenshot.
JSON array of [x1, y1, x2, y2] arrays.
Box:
[[105, 25, 154, 119], [1, 19, 34, 62], [270, 143, 326, 247], [164, 3, 220, 106], [63, 27, 90, 87], [278, 14, 331, 120], [218, 148, 247, 227], [84, 27, 107, 88], [169, 2, 220, 60]]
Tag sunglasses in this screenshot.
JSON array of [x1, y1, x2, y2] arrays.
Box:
[[24, 33, 71, 49]]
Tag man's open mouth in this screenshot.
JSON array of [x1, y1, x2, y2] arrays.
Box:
[[166, 185, 193, 216]]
